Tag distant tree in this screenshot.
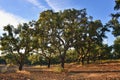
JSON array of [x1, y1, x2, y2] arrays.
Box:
[[36, 9, 109, 67], [101, 44, 112, 60], [66, 49, 78, 63], [35, 10, 57, 68], [74, 15, 109, 64], [113, 37, 120, 58], [108, 0, 120, 37], [51, 9, 81, 68], [36, 9, 89, 68], [3, 53, 17, 64], [94, 44, 112, 61], [114, 0, 120, 10], [28, 54, 42, 65], [0, 56, 6, 64], [0, 21, 35, 71]]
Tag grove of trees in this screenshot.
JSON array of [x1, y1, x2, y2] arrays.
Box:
[[0, 0, 120, 71]]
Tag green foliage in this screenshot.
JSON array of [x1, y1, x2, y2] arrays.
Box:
[[3, 54, 17, 64], [0, 21, 36, 70], [0, 8, 114, 68], [66, 49, 78, 63], [53, 66, 65, 73], [113, 37, 120, 58], [107, 0, 120, 37], [105, 0, 120, 60], [114, 0, 120, 10], [0, 56, 6, 64], [28, 54, 42, 65]]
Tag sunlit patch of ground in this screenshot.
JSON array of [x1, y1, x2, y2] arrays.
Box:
[[1, 61, 120, 80]]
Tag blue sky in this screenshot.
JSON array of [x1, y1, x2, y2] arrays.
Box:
[[0, 0, 116, 45]]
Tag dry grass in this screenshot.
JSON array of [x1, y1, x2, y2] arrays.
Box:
[[1, 61, 120, 80], [16, 70, 30, 75]]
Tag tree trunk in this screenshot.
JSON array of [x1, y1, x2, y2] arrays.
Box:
[[87, 56, 90, 64], [47, 58, 51, 68], [98, 55, 102, 64], [77, 55, 82, 63], [19, 63, 24, 71], [61, 57, 65, 68], [93, 56, 96, 63], [81, 57, 84, 65], [60, 53, 66, 68], [60, 49, 67, 68]]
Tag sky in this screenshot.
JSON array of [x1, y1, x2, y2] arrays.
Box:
[[0, 0, 116, 45]]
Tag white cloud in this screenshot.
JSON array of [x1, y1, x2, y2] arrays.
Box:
[[26, 0, 47, 10], [26, 0, 65, 11], [45, 0, 61, 11], [0, 9, 28, 33], [45, 0, 68, 12]]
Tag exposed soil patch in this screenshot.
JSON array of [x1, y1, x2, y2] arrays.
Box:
[[1, 62, 120, 80]]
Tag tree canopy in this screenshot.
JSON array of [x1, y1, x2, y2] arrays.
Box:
[[0, 1, 120, 70]]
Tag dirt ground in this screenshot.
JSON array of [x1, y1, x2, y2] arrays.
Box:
[[1, 62, 120, 80]]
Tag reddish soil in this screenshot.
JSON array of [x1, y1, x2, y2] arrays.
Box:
[[1, 62, 120, 80]]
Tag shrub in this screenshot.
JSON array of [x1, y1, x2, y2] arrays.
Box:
[[0, 66, 8, 73], [53, 67, 65, 73]]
